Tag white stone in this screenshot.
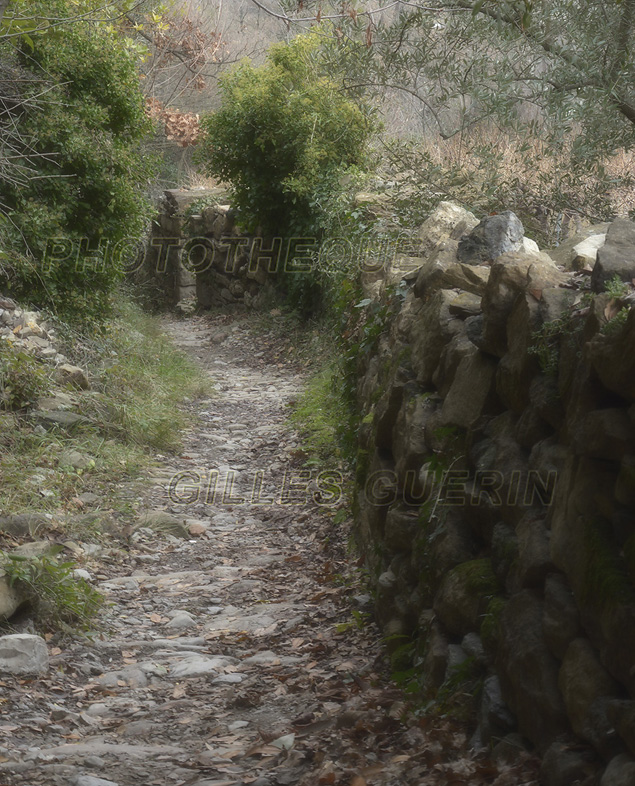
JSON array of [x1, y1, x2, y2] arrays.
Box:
[[74, 776, 119, 786], [169, 655, 231, 678], [0, 634, 49, 676], [522, 236, 541, 255]]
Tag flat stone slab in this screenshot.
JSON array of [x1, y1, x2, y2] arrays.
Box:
[[168, 655, 237, 679]]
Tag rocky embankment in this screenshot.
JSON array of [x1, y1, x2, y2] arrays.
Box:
[[353, 202, 635, 785]]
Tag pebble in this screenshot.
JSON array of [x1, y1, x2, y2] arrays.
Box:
[[165, 611, 197, 630]]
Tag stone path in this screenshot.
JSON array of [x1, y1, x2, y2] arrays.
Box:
[[0, 313, 539, 786]]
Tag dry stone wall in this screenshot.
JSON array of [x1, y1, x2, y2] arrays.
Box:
[[352, 202, 635, 785], [142, 189, 275, 310]]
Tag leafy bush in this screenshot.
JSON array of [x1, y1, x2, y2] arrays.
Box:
[[0, 548, 103, 629], [196, 31, 375, 238], [0, 0, 155, 325], [0, 341, 50, 410]]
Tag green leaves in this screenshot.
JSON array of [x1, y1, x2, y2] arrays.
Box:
[[0, 0, 155, 324], [196, 31, 374, 238]]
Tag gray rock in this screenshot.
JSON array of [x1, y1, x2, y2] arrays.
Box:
[[33, 410, 86, 430], [516, 514, 553, 589], [417, 201, 479, 261], [0, 576, 26, 620], [481, 251, 568, 357], [496, 590, 569, 752], [433, 559, 497, 636], [457, 211, 524, 265], [165, 611, 196, 630], [444, 643, 468, 680], [587, 308, 635, 401], [464, 314, 485, 348], [0, 634, 49, 675], [56, 363, 91, 390], [479, 675, 516, 744], [548, 223, 609, 271], [559, 638, 620, 742], [601, 754, 635, 786], [212, 673, 243, 684], [448, 291, 482, 317], [392, 392, 435, 486], [591, 219, 635, 292], [59, 450, 94, 470], [543, 573, 581, 660], [440, 346, 497, 428], [540, 740, 601, 786], [383, 505, 420, 553], [410, 289, 464, 385], [11, 540, 57, 558], [83, 756, 107, 769], [461, 633, 487, 665], [134, 511, 189, 538], [570, 408, 635, 460], [96, 668, 147, 688], [73, 776, 119, 786], [169, 655, 231, 679]]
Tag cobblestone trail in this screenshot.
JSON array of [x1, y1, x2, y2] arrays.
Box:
[[0, 314, 539, 786]]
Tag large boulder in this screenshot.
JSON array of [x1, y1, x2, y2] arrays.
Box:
[[413, 239, 491, 298], [601, 754, 635, 786], [481, 251, 568, 357], [591, 218, 635, 292], [496, 590, 569, 752], [558, 638, 620, 744], [549, 223, 609, 271], [440, 345, 498, 429], [457, 211, 524, 265], [410, 289, 464, 385], [433, 558, 498, 636], [569, 408, 635, 460], [392, 391, 435, 489], [587, 308, 635, 402], [417, 201, 479, 261]]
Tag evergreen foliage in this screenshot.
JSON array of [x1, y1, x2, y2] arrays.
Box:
[[0, 0, 155, 324]]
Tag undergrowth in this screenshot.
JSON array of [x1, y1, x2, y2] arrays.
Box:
[[0, 292, 210, 519], [290, 363, 352, 467], [0, 548, 103, 630]]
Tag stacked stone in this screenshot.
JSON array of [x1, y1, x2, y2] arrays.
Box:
[[143, 189, 273, 310], [0, 297, 65, 365], [353, 202, 635, 784]]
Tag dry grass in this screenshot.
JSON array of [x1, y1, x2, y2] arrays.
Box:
[[379, 124, 635, 244]]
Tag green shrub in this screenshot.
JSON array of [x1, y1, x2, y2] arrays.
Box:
[[0, 548, 103, 629], [197, 31, 374, 239], [0, 341, 50, 410], [0, 0, 155, 325]]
